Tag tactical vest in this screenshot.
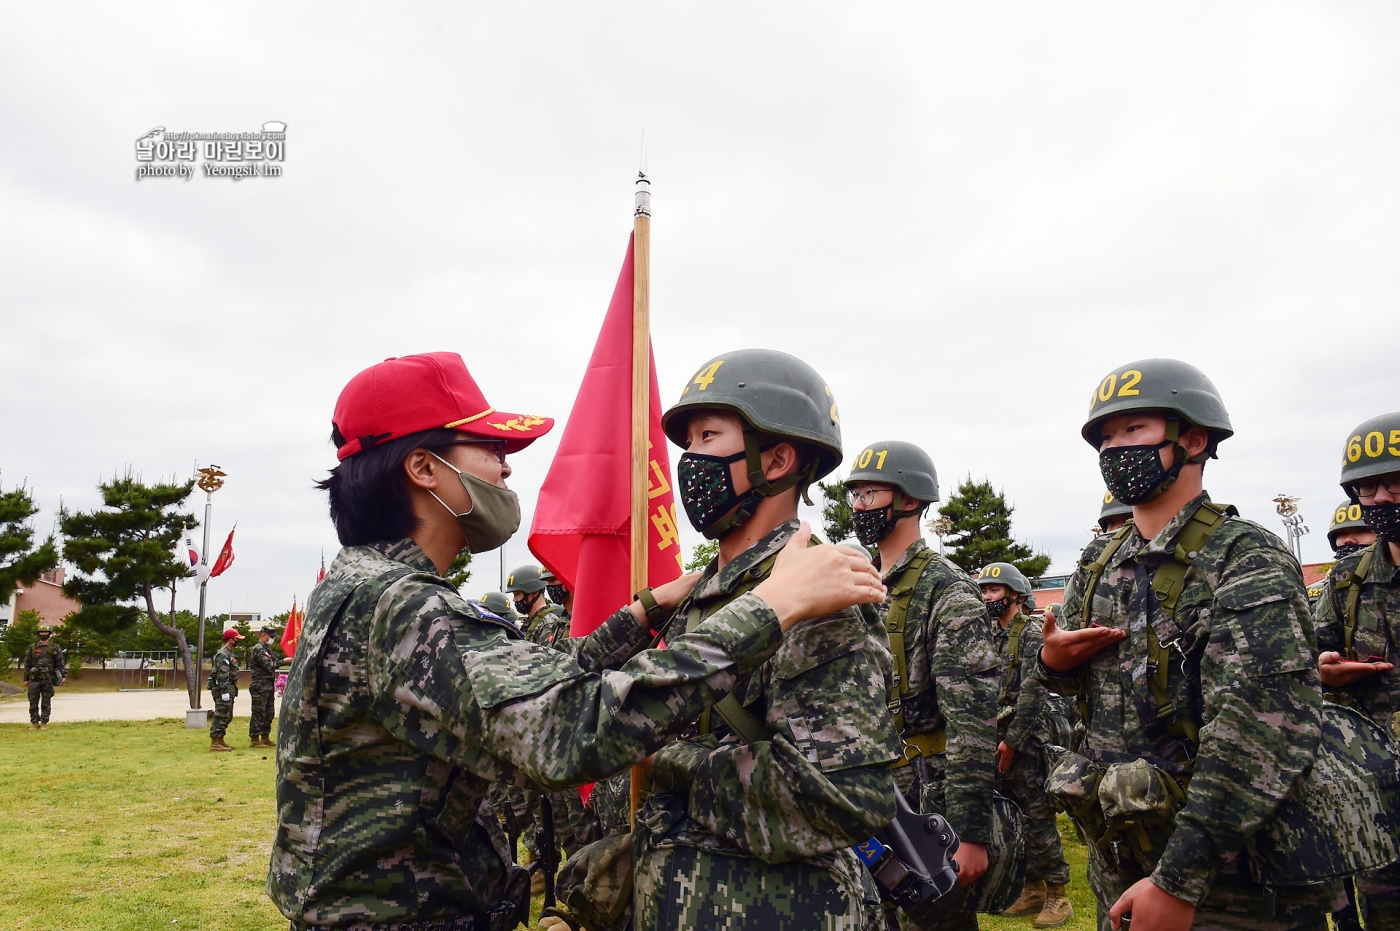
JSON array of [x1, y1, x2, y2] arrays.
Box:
[[883, 549, 947, 767], [1332, 542, 1379, 661]]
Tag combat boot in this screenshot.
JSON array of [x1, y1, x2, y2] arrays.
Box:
[[1000, 879, 1047, 917], [210, 737, 233, 752], [28, 723, 38, 731], [1034, 884, 1073, 929], [39, 723, 49, 730]]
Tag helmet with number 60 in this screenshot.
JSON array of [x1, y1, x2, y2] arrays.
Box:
[[1338, 412, 1400, 492], [1098, 491, 1134, 531], [1328, 501, 1371, 547], [1081, 359, 1233, 453], [843, 441, 939, 503], [662, 349, 843, 480]]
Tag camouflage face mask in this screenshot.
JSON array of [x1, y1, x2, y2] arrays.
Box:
[[1361, 503, 1400, 542], [546, 584, 569, 604], [1333, 542, 1368, 559], [677, 450, 759, 540], [1098, 441, 1182, 505], [852, 505, 901, 546]]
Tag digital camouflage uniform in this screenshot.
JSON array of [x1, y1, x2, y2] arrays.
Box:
[[994, 613, 1070, 888], [879, 538, 999, 931], [208, 644, 239, 740], [269, 537, 789, 927], [1038, 492, 1330, 931], [513, 602, 600, 859], [633, 520, 902, 931], [248, 639, 280, 741], [1314, 542, 1400, 929], [24, 639, 64, 725]]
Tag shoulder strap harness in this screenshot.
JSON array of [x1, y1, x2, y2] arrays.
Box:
[[997, 613, 1032, 709], [1332, 542, 1378, 661]]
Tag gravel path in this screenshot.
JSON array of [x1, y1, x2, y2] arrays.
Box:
[[0, 687, 278, 724]]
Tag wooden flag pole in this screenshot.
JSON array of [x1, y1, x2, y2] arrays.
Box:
[[629, 171, 652, 827]]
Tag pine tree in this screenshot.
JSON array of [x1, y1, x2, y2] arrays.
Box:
[[446, 551, 473, 588], [59, 472, 202, 707], [937, 476, 1050, 579], [685, 539, 719, 572], [0, 480, 60, 607], [818, 478, 855, 544]]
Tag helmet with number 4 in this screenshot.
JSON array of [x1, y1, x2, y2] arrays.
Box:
[[843, 441, 939, 502], [1328, 501, 1371, 546], [1081, 359, 1233, 453], [662, 348, 843, 479], [1338, 412, 1400, 492]]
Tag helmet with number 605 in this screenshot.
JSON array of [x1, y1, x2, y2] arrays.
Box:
[[1338, 412, 1400, 492], [976, 562, 1032, 597], [1098, 491, 1134, 531], [843, 441, 939, 503], [1328, 501, 1371, 546], [662, 349, 843, 481], [1080, 359, 1233, 453]]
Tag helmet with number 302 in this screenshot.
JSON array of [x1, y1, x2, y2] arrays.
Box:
[[1080, 358, 1233, 452], [843, 440, 940, 503], [1338, 411, 1400, 491], [661, 349, 843, 480]]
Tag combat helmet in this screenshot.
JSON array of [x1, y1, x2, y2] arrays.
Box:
[[1328, 500, 1370, 548], [663, 349, 843, 538], [1098, 490, 1134, 532], [478, 591, 517, 620], [976, 562, 1032, 597], [844, 441, 939, 502], [504, 565, 547, 594], [1081, 359, 1233, 456], [37, 624, 52, 635], [1339, 412, 1400, 494]]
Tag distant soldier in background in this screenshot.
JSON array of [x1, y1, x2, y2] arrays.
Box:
[[478, 590, 522, 627], [1328, 500, 1377, 560], [542, 568, 574, 621], [1097, 491, 1134, 535], [979, 564, 1073, 929], [1315, 413, 1400, 930], [249, 624, 286, 749], [209, 628, 243, 752], [24, 624, 65, 730]]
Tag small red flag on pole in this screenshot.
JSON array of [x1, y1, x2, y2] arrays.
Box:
[[280, 600, 302, 657], [208, 526, 236, 578]]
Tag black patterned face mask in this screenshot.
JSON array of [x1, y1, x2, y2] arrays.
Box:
[[677, 450, 759, 539], [546, 584, 569, 605], [852, 506, 902, 546], [1333, 542, 1367, 559], [1361, 503, 1400, 542], [984, 597, 1010, 621], [1098, 441, 1181, 505]]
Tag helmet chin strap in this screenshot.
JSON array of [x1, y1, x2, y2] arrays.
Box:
[[705, 430, 820, 541]]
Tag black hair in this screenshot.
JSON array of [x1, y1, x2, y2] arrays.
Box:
[[316, 427, 464, 546]]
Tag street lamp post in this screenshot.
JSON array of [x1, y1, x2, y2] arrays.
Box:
[[186, 465, 226, 729], [1272, 494, 1309, 565]]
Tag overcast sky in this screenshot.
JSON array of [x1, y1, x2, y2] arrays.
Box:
[[2, 3, 1397, 618]]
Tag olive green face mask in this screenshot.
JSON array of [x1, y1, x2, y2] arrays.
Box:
[[428, 452, 521, 554]]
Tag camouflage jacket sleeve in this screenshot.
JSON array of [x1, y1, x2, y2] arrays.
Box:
[[1152, 531, 1322, 905], [1312, 571, 1344, 657], [1031, 541, 1104, 696], [212, 650, 238, 689], [665, 610, 901, 863], [367, 581, 785, 790], [927, 580, 999, 844], [1003, 621, 1047, 753]]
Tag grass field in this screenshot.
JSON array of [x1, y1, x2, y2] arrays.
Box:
[[1, 718, 1099, 931]]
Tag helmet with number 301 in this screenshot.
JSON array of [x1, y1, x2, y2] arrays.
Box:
[[1338, 412, 1400, 491], [1080, 358, 1233, 451], [842, 440, 940, 503]]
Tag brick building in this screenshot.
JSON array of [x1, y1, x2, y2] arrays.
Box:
[[2, 568, 83, 627]]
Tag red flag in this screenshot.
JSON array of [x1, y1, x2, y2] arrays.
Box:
[[529, 233, 683, 638], [208, 526, 236, 578], [280, 601, 302, 657]]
